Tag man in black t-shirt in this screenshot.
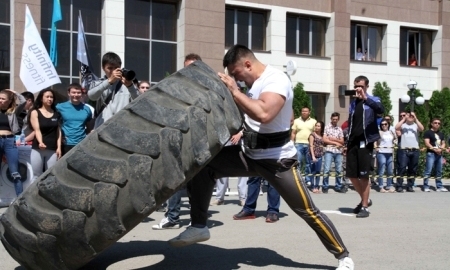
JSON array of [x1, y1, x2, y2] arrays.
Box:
[[423, 118, 447, 192], [345, 75, 384, 218]]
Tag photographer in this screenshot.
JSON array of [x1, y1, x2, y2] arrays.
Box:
[[88, 52, 139, 129]]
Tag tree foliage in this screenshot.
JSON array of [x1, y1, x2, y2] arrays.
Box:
[[428, 87, 450, 137], [372, 81, 392, 120], [292, 82, 314, 118]]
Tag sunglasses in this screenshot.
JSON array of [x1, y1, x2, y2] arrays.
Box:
[[381, 123, 388, 126], [433, 122, 441, 125], [140, 86, 150, 89]]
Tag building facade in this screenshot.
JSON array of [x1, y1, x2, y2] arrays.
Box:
[[1, 0, 450, 121]]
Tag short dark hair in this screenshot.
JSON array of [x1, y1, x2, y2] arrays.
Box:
[[430, 117, 441, 128], [21, 91, 35, 103], [331, 112, 340, 118], [354, 75, 369, 86], [67, 82, 82, 92], [185, 53, 202, 62], [301, 106, 310, 111], [102, 52, 122, 68], [222, 44, 255, 68]]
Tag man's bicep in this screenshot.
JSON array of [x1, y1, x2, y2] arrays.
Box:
[[258, 91, 286, 120]]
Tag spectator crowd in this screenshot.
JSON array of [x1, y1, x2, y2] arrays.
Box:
[[2, 51, 448, 209]]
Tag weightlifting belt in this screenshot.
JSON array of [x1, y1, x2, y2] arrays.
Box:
[[243, 130, 291, 149]]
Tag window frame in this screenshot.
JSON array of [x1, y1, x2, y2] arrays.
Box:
[[125, 0, 177, 85], [400, 27, 433, 67], [0, 0, 11, 89], [225, 6, 267, 51], [286, 14, 326, 57], [350, 22, 383, 62]]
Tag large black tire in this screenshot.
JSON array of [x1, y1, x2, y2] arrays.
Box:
[[0, 61, 242, 270]]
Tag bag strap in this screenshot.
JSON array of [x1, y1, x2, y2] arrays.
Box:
[[95, 81, 122, 117]]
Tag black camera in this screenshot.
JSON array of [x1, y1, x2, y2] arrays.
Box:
[[121, 68, 136, 81], [344, 90, 356, 96]]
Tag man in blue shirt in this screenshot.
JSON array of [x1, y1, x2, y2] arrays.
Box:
[[56, 83, 93, 155]]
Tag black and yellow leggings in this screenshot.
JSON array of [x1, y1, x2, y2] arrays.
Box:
[[188, 145, 349, 259]]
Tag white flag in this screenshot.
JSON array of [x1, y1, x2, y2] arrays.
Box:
[[20, 5, 61, 93]]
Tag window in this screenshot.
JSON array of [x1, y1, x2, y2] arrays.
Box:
[[0, 0, 10, 89], [350, 23, 382, 62], [286, 15, 325, 56], [400, 28, 432, 67], [41, 0, 102, 95], [125, 1, 177, 84], [225, 7, 267, 51], [310, 93, 326, 122]]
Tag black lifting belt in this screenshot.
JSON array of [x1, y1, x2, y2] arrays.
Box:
[[243, 130, 291, 149]]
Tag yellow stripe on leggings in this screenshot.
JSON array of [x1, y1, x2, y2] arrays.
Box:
[[292, 167, 343, 253]]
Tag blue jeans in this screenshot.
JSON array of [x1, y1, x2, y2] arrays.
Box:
[[307, 155, 322, 189], [295, 143, 311, 181], [0, 137, 22, 196], [397, 149, 419, 187], [243, 176, 280, 214], [376, 152, 393, 188], [165, 189, 183, 223], [322, 152, 343, 190], [423, 152, 443, 189]]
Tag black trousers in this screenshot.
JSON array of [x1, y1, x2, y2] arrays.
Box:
[[188, 145, 349, 259]]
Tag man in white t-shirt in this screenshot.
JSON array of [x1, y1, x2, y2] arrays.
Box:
[[168, 45, 354, 270]]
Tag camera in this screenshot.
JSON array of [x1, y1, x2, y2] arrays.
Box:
[[344, 90, 356, 96], [121, 68, 136, 81]]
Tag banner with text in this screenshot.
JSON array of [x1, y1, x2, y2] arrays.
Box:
[[20, 5, 61, 93]]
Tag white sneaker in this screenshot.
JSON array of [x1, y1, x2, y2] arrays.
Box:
[[423, 187, 430, 192], [168, 226, 210, 247], [437, 187, 448, 192], [336, 257, 354, 270], [152, 217, 180, 230]]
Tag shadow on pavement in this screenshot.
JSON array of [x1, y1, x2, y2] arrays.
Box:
[[337, 207, 354, 214], [80, 240, 335, 270]]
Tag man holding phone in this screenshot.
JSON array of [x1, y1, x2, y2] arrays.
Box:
[[345, 75, 384, 218]]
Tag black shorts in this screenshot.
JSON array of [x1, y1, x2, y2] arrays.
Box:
[[345, 141, 374, 178]]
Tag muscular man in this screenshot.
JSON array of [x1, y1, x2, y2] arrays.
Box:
[[168, 45, 354, 270]]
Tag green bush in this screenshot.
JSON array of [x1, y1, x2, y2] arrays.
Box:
[[292, 82, 314, 118], [372, 81, 392, 119], [428, 87, 450, 136]]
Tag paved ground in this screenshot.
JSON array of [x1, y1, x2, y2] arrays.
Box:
[[1, 178, 450, 270]]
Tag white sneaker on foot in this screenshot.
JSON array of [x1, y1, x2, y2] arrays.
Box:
[[423, 187, 430, 192], [336, 257, 354, 270], [152, 217, 180, 230], [437, 187, 448, 192], [168, 226, 210, 247]]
